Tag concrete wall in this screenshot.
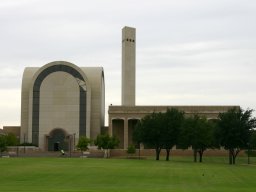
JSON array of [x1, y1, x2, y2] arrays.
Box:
[[81, 67, 105, 140], [39, 71, 80, 149]]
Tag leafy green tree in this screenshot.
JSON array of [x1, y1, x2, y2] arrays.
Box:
[[132, 121, 144, 150], [179, 115, 214, 162], [216, 107, 256, 164], [247, 130, 256, 157], [6, 133, 18, 146], [250, 130, 256, 150], [76, 136, 91, 155], [133, 109, 184, 161], [126, 144, 136, 156], [94, 134, 119, 158], [0, 135, 7, 156], [163, 108, 184, 161], [133, 112, 164, 160]]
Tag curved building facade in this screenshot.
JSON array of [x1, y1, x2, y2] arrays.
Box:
[[20, 61, 105, 151]]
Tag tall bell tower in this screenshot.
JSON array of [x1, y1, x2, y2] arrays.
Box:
[[122, 26, 136, 106]]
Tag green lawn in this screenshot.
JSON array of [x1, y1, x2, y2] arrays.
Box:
[[0, 157, 256, 192]]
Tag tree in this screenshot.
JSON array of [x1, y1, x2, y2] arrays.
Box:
[[76, 136, 91, 155], [163, 108, 184, 161], [0, 133, 18, 157], [94, 134, 119, 158], [6, 133, 18, 146], [250, 130, 256, 150], [126, 144, 136, 157], [133, 112, 164, 160], [216, 107, 256, 164], [179, 115, 214, 162], [133, 109, 184, 161], [0, 135, 7, 156], [247, 130, 256, 157]]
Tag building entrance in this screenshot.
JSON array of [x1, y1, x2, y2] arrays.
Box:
[[48, 129, 69, 151], [53, 142, 60, 151]]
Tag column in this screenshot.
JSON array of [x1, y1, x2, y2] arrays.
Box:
[[124, 118, 128, 149], [109, 118, 113, 136]]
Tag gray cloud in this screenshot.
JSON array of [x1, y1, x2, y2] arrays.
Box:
[[0, 0, 256, 127]]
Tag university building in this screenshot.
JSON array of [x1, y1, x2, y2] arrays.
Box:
[[4, 26, 238, 151]]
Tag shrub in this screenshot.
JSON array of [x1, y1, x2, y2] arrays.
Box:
[[127, 144, 136, 155]]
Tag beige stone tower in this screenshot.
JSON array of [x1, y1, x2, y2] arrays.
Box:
[[20, 61, 105, 151], [122, 26, 136, 106]]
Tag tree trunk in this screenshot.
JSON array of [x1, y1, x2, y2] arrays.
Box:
[[198, 150, 203, 163], [232, 154, 236, 164], [166, 149, 170, 161], [229, 150, 232, 165], [155, 148, 161, 160], [231, 149, 240, 165], [229, 149, 239, 165], [193, 149, 197, 162], [233, 149, 240, 165]]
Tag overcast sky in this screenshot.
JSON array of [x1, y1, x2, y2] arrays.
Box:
[[0, 0, 256, 127]]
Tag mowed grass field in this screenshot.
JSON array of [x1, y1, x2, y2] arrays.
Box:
[[0, 156, 256, 192]]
